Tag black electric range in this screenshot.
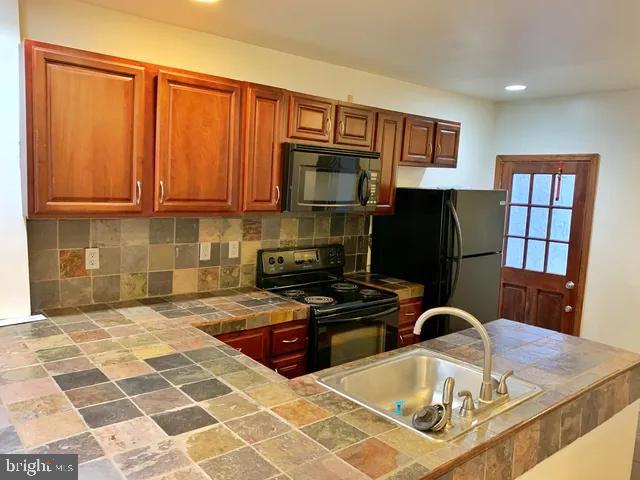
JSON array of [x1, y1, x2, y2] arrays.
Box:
[[257, 244, 399, 372]]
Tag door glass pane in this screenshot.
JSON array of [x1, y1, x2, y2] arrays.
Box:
[[547, 242, 568, 275], [531, 174, 552, 205], [550, 209, 572, 241], [508, 206, 527, 236], [528, 207, 549, 239], [505, 237, 524, 268], [511, 174, 530, 203], [525, 239, 545, 272], [553, 174, 576, 207]]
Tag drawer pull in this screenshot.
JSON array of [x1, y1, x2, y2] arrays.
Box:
[[405, 313, 415, 316], [235, 347, 242, 352], [281, 337, 299, 344]]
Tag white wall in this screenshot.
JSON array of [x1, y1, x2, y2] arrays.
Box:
[[494, 89, 640, 351], [19, 0, 497, 192], [0, 0, 31, 319]]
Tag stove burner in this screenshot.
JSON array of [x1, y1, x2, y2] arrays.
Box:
[[282, 289, 305, 297], [331, 282, 358, 292], [304, 296, 337, 306], [360, 288, 382, 298]]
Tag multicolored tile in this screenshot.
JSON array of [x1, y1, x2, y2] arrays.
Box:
[[182, 424, 244, 462], [94, 416, 166, 455], [271, 399, 332, 427], [79, 399, 143, 428], [254, 430, 327, 472], [132, 387, 192, 415], [337, 438, 410, 478], [200, 446, 279, 480], [151, 406, 217, 436], [29, 431, 104, 464], [65, 382, 125, 408], [226, 411, 290, 443], [114, 439, 191, 480]]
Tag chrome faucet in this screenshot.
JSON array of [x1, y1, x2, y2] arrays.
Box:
[[413, 307, 494, 402]]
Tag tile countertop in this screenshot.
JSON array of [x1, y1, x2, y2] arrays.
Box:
[[0, 291, 638, 480], [347, 272, 424, 300]]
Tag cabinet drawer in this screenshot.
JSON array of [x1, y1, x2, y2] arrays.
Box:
[[271, 321, 308, 357], [217, 329, 268, 363], [398, 325, 419, 348], [399, 299, 423, 327], [271, 352, 307, 379]]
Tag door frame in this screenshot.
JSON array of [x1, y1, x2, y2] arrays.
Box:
[[494, 153, 599, 336]]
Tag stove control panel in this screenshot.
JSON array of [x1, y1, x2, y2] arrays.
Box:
[[259, 245, 344, 275]]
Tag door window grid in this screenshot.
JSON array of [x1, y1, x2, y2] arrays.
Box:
[[504, 173, 575, 275]]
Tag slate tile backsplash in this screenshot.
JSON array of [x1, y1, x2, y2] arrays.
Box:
[[27, 214, 370, 312]]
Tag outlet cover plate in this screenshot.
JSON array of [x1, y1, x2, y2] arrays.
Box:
[[85, 248, 99, 270], [228, 241, 239, 259], [199, 243, 211, 261]]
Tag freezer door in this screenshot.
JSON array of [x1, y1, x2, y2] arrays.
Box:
[[452, 190, 506, 256], [446, 253, 502, 332]]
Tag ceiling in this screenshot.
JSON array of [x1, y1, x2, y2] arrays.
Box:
[[80, 0, 640, 101]]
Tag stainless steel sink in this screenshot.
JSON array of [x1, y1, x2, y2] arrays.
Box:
[[317, 347, 542, 441]]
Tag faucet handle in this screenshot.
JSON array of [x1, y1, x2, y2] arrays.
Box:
[[497, 370, 514, 395], [457, 390, 475, 415]]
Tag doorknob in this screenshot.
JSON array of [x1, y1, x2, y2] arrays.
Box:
[[565, 281, 575, 290], [564, 305, 574, 313]]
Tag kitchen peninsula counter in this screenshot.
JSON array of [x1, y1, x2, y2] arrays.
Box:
[[0, 293, 638, 479]]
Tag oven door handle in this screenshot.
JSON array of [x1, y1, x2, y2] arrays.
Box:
[[316, 306, 399, 325]]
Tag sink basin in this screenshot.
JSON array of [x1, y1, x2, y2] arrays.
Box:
[[316, 347, 542, 441]]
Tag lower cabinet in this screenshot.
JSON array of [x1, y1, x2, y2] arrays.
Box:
[[397, 298, 423, 347], [214, 319, 309, 379]]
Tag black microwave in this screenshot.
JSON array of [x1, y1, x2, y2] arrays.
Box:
[[282, 143, 381, 213]]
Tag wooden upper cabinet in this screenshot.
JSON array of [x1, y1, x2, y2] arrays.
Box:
[[374, 112, 403, 214], [155, 70, 241, 213], [334, 105, 375, 149], [400, 116, 435, 165], [242, 85, 285, 212], [26, 41, 148, 216], [434, 122, 460, 167], [286, 93, 334, 143]]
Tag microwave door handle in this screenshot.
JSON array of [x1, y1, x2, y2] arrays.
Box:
[[357, 171, 371, 206], [317, 306, 399, 325], [362, 170, 372, 206]]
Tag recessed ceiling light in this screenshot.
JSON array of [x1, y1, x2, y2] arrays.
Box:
[[505, 84, 527, 92]]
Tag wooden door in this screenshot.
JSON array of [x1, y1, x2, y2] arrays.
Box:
[[286, 93, 334, 143], [400, 116, 435, 165], [26, 41, 148, 216], [334, 105, 375, 148], [155, 70, 241, 213], [374, 111, 403, 214], [433, 122, 460, 167], [242, 85, 285, 212], [495, 154, 599, 335]]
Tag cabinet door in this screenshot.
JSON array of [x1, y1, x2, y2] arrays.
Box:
[[286, 93, 334, 143], [434, 122, 460, 167], [216, 328, 269, 364], [271, 352, 307, 379], [27, 42, 147, 216], [398, 298, 423, 327], [242, 85, 285, 212], [374, 112, 403, 214], [271, 320, 308, 357], [155, 70, 241, 213], [401, 116, 435, 165], [334, 105, 375, 148], [398, 325, 419, 348]]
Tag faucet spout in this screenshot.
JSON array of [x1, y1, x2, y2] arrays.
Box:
[[413, 307, 493, 402]]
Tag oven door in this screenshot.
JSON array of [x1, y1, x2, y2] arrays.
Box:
[[310, 305, 399, 372], [284, 144, 379, 212]]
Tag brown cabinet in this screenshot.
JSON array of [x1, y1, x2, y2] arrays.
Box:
[[155, 70, 241, 213], [242, 85, 285, 212], [26, 41, 149, 216], [286, 93, 334, 143], [400, 116, 435, 165], [334, 105, 375, 149], [271, 352, 307, 379], [434, 122, 460, 167], [374, 112, 403, 213], [217, 327, 270, 365], [214, 319, 309, 377], [397, 298, 423, 347]]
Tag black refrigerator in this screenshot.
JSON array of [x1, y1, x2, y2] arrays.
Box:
[[371, 188, 507, 337]]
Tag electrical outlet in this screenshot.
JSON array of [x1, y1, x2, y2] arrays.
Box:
[[228, 241, 239, 259], [199, 243, 211, 261], [85, 248, 99, 270]]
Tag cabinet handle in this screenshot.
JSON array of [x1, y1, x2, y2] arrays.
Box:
[[404, 312, 415, 316], [399, 333, 406, 345], [339, 120, 345, 136], [428, 144, 433, 156], [235, 347, 242, 352], [159, 180, 165, 204], [325, 117, 331, 135], [135, 180, 142, 205], [436, 144, 442, 155], [281, 337, 299, 344], [275, 185, 281, 204]]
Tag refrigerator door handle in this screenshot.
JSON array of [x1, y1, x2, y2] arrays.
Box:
[[446, 199, 464, 304]]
